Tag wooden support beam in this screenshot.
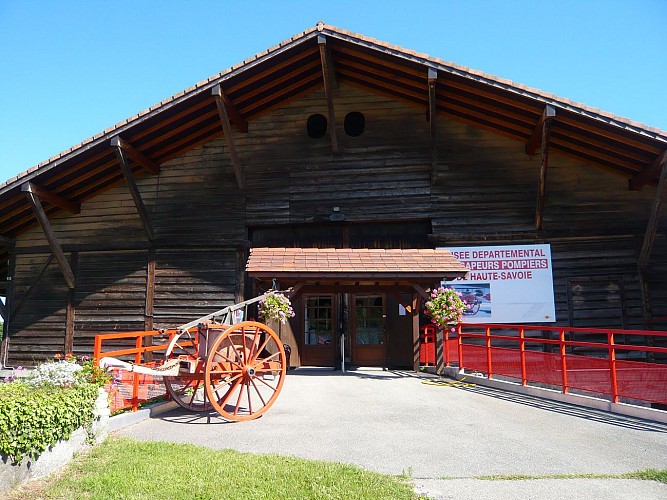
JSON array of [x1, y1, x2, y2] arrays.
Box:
[[0, 235, 13, 247], [638, 150, 667, 270], [110, 136, 160, 175], [534, 106, 556, 230], [526, 104, 556, 156], [428, 68, 438, 185], [630, 149, 667, 191], [318, 35, 339, 153], [65, 252, 78, 354], [21, 182, 80, 214], [211, 85, 248, 133], [112, 141, 155, 241], [212, 85, 245, 189], [23, 188, 75, 289]]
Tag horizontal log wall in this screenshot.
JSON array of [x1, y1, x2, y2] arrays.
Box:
[[3, 84, 663, 364], [7, 253, 68, 364]]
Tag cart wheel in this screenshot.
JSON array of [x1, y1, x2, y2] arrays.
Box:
[[164, 328, 212, 412], [204, 321, 286, 421]]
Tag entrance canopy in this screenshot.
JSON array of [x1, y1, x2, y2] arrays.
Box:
[[246, 247, 469, 289]]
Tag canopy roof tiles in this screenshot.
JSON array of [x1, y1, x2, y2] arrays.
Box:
[[246, 247, 470, 280]]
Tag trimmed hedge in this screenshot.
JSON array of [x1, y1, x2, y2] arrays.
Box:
[[0, 381, 98, 464]]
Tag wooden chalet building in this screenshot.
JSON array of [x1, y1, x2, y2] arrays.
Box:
[[1, 23, 666, 370]]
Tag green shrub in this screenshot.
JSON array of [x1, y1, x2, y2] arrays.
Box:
[[0, 381, 99, 464]]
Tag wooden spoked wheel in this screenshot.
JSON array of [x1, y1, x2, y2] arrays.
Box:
[[204, 321, 286, 422], [164, 328, 212, 412]]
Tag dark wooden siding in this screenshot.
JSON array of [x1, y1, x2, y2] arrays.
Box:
[[152, 248, 239, 328], [74, 250, 148, 351], [6, 253, 68, 364], [3, 84, 664, 362]]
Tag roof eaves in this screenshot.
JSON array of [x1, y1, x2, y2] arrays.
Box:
[[0, 26, 322, 194], [321, 23, 667, 144]]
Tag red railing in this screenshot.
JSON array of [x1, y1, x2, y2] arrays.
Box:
[[93, 329, 185, 412], [436, 323, 667, 405]]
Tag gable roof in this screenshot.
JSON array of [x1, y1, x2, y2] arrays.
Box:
[[1, 22, 666, 290]]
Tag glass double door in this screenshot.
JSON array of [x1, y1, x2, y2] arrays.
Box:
[[303, 293, 386, 367]]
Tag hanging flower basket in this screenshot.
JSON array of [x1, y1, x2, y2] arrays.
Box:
[[424, 286, 466, 332], [258, 293, 295, 324]]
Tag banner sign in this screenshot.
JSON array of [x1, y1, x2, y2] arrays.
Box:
[[440, 244, 556, 323]]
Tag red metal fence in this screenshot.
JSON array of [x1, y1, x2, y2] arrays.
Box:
[[94, 329, 183, 412], [422, 323, 667, 405]]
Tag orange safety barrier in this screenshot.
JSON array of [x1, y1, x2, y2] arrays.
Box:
[[93, 328, 188, 412], [442, 323, 667, 405]]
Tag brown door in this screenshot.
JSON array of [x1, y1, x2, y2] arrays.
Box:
[[351, 295, 386, 366], [301, 294, 336, 366]]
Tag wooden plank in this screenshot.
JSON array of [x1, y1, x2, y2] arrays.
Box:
[[638, 151, 667, 270], [220, 87, 248, 133], [318, 35, 338, 153], [21, 182, 81, 214], [145, 248, 155, 331], [110, 136, 160, 174], [113, 142, 155, 241], [9, 254, 54, 322], [65, 251, 78, 353], [212, 85, 245, 189], [0, 235, 13, 247], [630, 149, 667, 191], [535, 109, 553, 230], [526, 104, 556, 156], [428, 68, 438, 185], [23, 189, 76, 289]]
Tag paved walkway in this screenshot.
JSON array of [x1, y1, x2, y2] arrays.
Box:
[[114, 369, 667, 499]]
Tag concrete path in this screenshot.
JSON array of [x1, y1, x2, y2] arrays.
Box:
[[114, 369, 667, 499]]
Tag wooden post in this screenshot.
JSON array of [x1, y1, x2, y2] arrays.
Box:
[[22, 184, 76, 289], [145, 248, 155, 331], [318, 35, 339, 154], [1, 253, 16, 366], [65, 252, 78, 354], [212, 85, 245, 189], [428, 68, 438, 185], [638, 150, 667, 270], [112, 138, 155, 241], [412, 292, 421, 372], [532, 105, 556, 230]]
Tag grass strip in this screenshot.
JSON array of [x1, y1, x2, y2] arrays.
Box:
[[9, 437, 419, 499]]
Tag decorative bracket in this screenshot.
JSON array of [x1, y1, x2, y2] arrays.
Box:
[[112, 137, 155, 241], [22, 183, 75, 288], [630, 149, 667, 191], [638, 150, 667, 270], [318, 35, 339, 153], [111, 136, 160, 174], [21, 182, 80, 214], [212, 85, 245, 189], [428, 68, 438, 185]]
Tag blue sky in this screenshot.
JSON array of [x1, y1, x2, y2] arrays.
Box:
[[1, 0, 666, 183]]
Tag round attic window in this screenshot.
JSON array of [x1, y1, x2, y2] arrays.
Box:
[[344, 111, 365, 137], [307, 113, 328, 139]]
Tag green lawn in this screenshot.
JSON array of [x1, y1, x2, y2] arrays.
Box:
[[9, 437, 419, 499]]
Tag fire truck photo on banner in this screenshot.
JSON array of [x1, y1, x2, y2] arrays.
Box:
[[442, 244, 556, 324]]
